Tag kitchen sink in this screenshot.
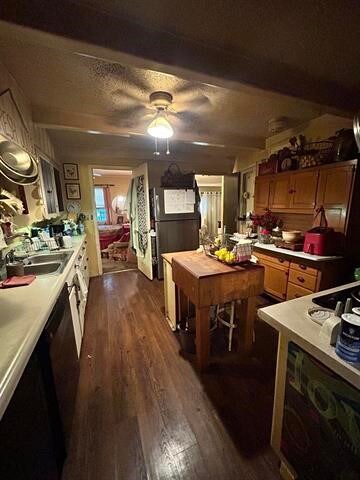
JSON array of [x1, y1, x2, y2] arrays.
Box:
[[6, 250, 74, 277], [24, 262, 63, 275], [27, 252, 72, 265], [21, 250, 73, 276]]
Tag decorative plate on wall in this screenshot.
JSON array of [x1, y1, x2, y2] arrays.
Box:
[[66, 200, 81, 214]]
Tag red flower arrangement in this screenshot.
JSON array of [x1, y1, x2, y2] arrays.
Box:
[[251, 209, 282, 234]]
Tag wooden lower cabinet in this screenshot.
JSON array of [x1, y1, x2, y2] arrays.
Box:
[[255, 249, 349, 301], [286, 282, 313, 300], [162, 256, 177, 331], [288, 268, 317, 291], [254, 250, 348, 301], [259, 260, 288, 300]]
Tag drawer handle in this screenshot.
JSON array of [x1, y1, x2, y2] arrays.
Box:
[[278, 258, 285, 263], [295, 294, 300, 298], [297, 276, 305, 283], [299, 264, 307, 270]]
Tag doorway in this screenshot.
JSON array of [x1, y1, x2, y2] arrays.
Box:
[[195, 175, 223, 236], [92, 168, 136, 274]]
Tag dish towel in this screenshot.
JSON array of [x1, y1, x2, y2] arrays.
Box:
[[0, 275, 36, 288], [76, 269, 88, 300]]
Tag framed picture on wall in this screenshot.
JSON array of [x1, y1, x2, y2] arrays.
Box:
[[66, 183, 81, 199], [63, 163, 79, 180]]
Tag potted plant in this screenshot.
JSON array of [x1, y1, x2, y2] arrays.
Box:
[[251, 209, 282, 244]]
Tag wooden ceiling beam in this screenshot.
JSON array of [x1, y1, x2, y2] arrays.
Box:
[[0, 1, 357, 113]]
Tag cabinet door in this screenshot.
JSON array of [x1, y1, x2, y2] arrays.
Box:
[[69, 286, 82, 356], [254, 176, 272, 211], [289, 170, 319, 210], [258, 260, 288, 300], [269, 174, 291, 210], [163, 258, 177, 331], [316, 164, 354, 231], [40, 158, 58, 215]]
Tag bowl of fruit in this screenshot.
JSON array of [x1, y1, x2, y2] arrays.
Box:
[[214, 247, 236, 265]]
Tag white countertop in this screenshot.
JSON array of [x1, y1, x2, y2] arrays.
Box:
[[258, 281, 360, 389], [0, 235, 86, 419], [253, 242, 342, 262]]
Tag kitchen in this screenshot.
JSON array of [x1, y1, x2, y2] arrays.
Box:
[[1, 2, 360, 480]]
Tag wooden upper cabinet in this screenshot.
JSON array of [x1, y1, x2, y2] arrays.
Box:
[[288, 170, 319, 211], [316, 163, 355, 232], [269, 175, 291, 210], [254, 176, 272, 212], [253, 161, 356, 219]]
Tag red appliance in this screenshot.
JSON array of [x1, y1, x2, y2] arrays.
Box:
[[303, 227, 336, 255], [303, 207, 338, 256]]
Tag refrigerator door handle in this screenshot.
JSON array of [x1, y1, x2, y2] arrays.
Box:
[[155, 194, 160, 221]]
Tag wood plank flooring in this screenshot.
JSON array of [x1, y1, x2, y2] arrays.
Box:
[[62, 271, 281, 480]]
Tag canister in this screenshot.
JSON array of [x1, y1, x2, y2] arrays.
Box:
[[335, 313, 360, 363]]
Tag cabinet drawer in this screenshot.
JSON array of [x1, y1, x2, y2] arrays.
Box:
[[289, 269, 317, 291], [256, 251, 290, 269], [286, 282, 313, 300], [290, 261, 318, 277]]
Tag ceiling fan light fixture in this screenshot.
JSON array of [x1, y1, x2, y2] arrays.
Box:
[[147, 113, 174, 139]]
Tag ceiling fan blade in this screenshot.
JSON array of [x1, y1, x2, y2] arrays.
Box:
[[172, 82, 201, 96], [125, 69, 152, 93], [174, 95, 211, 113], [111, 88, 144, 104], [107, 105, 146, 126]]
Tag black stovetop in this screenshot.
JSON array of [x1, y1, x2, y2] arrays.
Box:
[[312, 286, 360, 310]]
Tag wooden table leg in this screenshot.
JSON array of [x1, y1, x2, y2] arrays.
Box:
[[177, 287, 188, 329], [195, 305, 210, 371], [238, 296, 256, 355]]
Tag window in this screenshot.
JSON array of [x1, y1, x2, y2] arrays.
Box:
[[94, 187, 108, 224]]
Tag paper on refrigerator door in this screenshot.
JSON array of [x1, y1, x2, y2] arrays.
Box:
[[164, 189, 195, 214]]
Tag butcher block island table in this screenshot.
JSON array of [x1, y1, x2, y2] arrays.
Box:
[[169, 251, 264, 371]]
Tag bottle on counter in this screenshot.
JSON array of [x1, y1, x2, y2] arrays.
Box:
[[335, 312, 360, 364]]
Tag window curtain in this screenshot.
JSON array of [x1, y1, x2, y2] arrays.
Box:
[[103, 185, 112, 225], [200, 190, 222, 236]]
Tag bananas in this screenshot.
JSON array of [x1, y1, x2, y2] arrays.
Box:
[[214, 247, 236, 264]]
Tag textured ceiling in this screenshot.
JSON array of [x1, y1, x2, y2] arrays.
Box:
[[0, 20, 347, 169], [0, 39, 324, 141]]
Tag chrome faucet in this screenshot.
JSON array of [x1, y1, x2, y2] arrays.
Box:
[[4, 249, 15, 264], [6, 232, 33, 244]]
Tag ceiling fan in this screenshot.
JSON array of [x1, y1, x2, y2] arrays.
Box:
[[111, 88, 211, 154], [108, 76, 211, 128], [91, 60, 226, 151]]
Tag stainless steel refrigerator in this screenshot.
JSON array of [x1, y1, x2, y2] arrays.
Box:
[[151, 187, 200, 279]]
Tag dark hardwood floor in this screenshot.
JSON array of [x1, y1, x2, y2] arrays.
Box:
[[62, 271, 281, 480]]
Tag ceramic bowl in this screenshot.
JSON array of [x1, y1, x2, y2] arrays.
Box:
[[282, 230, 302, 243]]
